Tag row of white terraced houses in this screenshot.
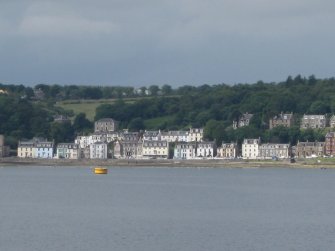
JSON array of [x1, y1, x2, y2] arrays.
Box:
[[17, 135, 293, 160], [17, 128, 206, 159]]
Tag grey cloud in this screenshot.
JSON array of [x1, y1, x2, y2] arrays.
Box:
[[0, 0, 335, 86]]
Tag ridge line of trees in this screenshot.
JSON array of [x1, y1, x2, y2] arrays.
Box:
[[0, 75, 334, 149]]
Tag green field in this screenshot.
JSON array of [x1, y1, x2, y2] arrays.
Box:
[[56, 98, 137, 121], [56, 101, 106, 121], [56, 96, 180, 122], [56, 99, 175, 129]]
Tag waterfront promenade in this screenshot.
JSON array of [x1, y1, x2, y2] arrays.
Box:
[[0, 157, 332, 168]]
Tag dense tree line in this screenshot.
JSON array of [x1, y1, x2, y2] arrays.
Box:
[[0, 95, 92, 148], [94, 75, 334, 144], [0, 83, 176, 100], [1, 75, 335, 148]]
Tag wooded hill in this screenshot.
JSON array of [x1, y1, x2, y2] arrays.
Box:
[[0, 75, 334, 148]]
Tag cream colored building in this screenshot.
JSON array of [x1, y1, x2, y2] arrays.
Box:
[[18, 138, 54, 158], [142, 140, 169, 159], [17, 141, 35, 158], [217, 143, 238, 159], [242, 138, 260, 159]]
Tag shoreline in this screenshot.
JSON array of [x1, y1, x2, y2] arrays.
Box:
[[0, 157, 333, 169]]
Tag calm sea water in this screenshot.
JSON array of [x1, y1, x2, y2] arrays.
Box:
[[0, 166, 335, 251]]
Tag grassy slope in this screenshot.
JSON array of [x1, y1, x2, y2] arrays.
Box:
[[56, 96, 178, 125], [56, 98, 136, 121], [56, 102, 101, 121]]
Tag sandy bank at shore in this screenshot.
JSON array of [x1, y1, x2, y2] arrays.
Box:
[[0, 157, 333, 169]]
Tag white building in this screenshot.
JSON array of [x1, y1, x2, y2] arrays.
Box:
[[233, 113, 254, 129], [18, 138, 54, 159], [90, 142, 108, 159], [91, 132, 118, 144], [56, 143, 80, 159], [75, 135, 92, 149], [161, 131, 189, 142], [242, 138, 261, 159], [120, 132, 141, 141], [188, 128, 204, 142], [258, 144, 290, 159], [143, 130, 161, 141], [197, 141, 216, 158], [142, 140, 169, 159], [121, 140, 143, 159], [75, 132, 119, 149], [35, 141, 54, 159], [173, 142, 197, 159]]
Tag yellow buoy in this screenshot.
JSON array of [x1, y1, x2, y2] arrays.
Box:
[[93, 167, 108, 175]]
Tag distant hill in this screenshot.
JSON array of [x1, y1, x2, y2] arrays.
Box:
[[0, 75, 334, 148]]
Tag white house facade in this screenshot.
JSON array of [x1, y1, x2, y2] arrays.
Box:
[[242, 138, 260, 159], [258, 143, 290, 159], [188, 128, 204, 142], [161, 131, 189, 142], [197, 141, 216, 158], [89, 142, 108, 159], [35, 141, 54, 159], [57, 143, 80, 159], [173, 142, 196, 159]]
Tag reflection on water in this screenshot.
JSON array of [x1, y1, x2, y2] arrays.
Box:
[[0, 166, 335, 251]]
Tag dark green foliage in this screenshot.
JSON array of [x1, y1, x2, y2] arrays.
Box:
[[128, 117, 145, 131], [204, 120, 226, 144], [50, 121, 75, 144], [91, 75, 335, 144], [0, 96, 52, 139], [149, 85, 160, 96], [1, 75, 335, 148], [73, 113, 93, 134], [161, 84, 173, 95]]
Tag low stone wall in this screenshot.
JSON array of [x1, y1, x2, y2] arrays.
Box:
[[0, 157, 303, 168]]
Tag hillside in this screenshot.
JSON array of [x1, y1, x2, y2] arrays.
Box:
[[1, 75, 335, 148]]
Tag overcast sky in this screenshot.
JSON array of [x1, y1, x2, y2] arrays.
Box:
[[0, 0, 335, 87]]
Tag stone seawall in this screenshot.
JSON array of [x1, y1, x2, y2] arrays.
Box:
[[0, 157, 314, 168]]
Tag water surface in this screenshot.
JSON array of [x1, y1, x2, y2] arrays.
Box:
[[0, 166, 334, 251]]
